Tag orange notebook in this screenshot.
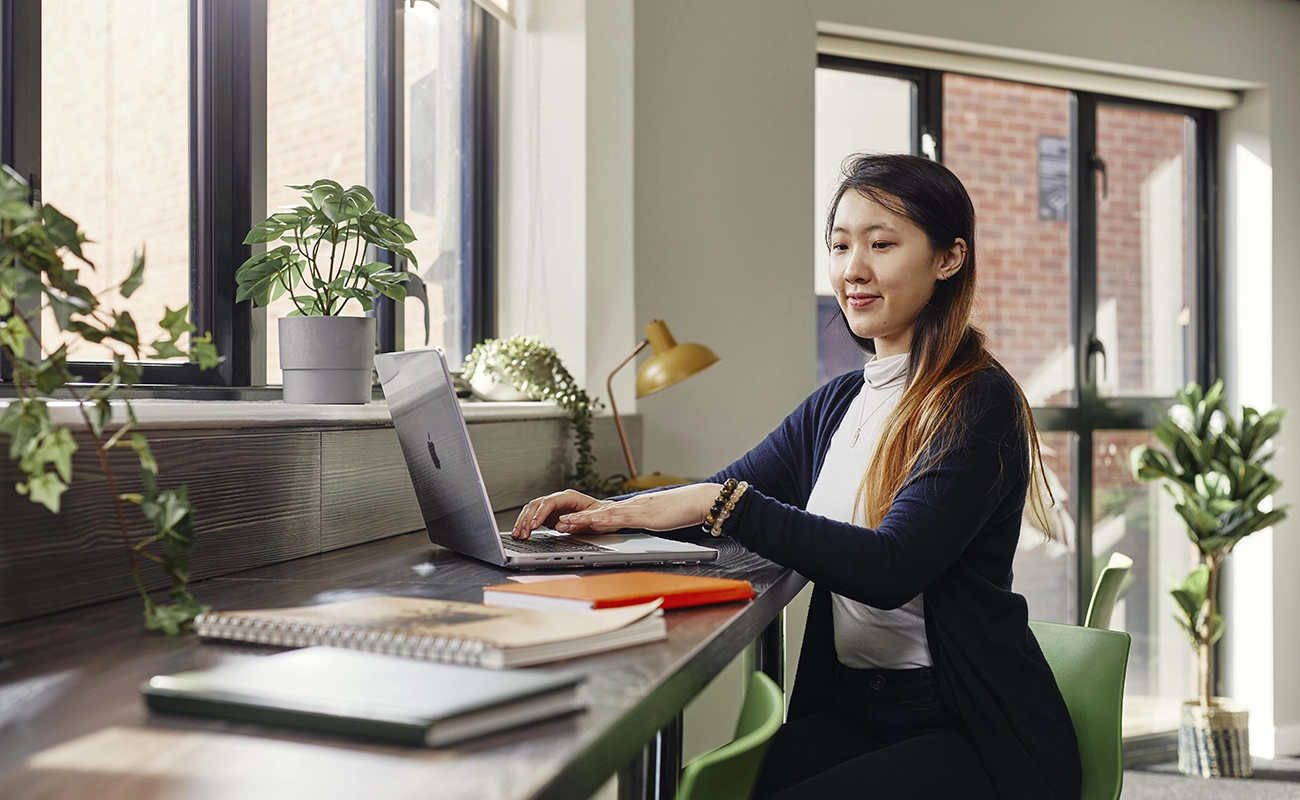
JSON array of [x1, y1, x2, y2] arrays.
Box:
[[482, 572, 755, 612]]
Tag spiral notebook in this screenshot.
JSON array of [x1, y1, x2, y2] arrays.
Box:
[[194, 595, 665, 669]]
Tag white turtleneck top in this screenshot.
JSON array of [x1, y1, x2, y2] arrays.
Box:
[[804, 352, 932, 669]]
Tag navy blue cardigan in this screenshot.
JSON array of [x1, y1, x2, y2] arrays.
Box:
[[699, 367, 1082, 800]]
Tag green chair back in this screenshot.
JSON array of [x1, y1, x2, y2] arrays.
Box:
[[676, 670, 784, 800], [1084, 552, 1133, 630], [1029, 620, 1131, 800]]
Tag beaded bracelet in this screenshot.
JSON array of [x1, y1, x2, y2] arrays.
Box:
[[702, 479, 749, 537]]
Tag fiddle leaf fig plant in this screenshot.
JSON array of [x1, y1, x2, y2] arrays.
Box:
[[0, 166, 222, 635], [236, 180, 415, 316], [463, 336, 621, 498], [1131, 379, 1287, 707]]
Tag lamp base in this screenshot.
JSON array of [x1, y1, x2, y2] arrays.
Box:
[[621, 472, 687, 492]]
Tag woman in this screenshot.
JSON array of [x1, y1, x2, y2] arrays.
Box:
[[511, 154, 1080, 799]]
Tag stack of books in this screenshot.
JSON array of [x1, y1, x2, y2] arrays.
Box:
[[145, 573, 755, 747]]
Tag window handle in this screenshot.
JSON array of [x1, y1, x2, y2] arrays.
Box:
[[1090, 154, 1109, 200], [1087, 334, 1108, 383], [921, 129, 939, 162]]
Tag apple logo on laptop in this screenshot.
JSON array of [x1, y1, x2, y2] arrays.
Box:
[[426, 434, 441, 469]]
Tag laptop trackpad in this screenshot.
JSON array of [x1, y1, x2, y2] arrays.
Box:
[[568, 533, 713, 554]]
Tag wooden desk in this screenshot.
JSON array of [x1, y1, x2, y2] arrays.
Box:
[[0, 531, 805, 800]]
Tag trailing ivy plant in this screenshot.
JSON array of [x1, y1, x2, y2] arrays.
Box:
[[0, 166, 222, 635], [462, 336, 621, 498], [1131, 380, 1287, 707], [236, 180, 414, 316]]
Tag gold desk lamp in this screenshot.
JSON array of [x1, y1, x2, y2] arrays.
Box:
[[606, 320, 720, 491]]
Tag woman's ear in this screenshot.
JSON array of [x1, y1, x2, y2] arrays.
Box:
[[936, 238, 967, 281]]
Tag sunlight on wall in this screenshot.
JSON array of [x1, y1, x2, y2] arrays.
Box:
[[1228, 141, 1274, 757]]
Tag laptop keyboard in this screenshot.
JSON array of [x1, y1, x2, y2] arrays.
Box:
[[501, 534, 611, 554]]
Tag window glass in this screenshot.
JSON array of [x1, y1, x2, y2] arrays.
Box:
[[264, 0, 368, 385], [402, 0, 450, 357], [1014, 431, 1077, 624], [943, 74, 1075, 407], [813, 67, 914, 386], [1094, 430, 1193, 737], [40, 0, 190, 361], [1095, 106, 1196, 398]]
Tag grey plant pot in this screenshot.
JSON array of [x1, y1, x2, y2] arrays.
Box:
[[279, 316, 376, 404], [1178, 699, 1252, 778]]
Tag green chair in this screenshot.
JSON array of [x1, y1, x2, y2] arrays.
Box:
[[676, 670, 784, 800], [1084, 552, 1133, 630], [1029, 620, 1131, 800]]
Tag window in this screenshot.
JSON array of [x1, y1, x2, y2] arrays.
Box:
[[263, 0, 368, 385], [2, 0, 498, 389], [815, 55, 1217, 738], [813, 63, 916, 386], [40, 0, 190, 364]]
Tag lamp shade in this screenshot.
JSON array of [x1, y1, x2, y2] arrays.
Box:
[[635, 320, 720, 398]]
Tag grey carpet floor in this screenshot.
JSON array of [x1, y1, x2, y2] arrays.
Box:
[[1125, 758, 1300, 798]]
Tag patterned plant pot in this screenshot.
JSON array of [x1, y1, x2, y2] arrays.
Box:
[[1178, 699, 1252, 778], [279, 316, 376, 404]]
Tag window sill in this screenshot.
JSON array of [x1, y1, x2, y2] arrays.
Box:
[[0, 397, 567, 431]]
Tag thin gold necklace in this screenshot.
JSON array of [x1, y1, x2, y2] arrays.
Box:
[[850, 390, 887, 447]]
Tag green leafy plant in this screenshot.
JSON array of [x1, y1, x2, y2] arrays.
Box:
[[0, 166, 221, 635], [236, 180, 415, 316], [462, 336, 620, 497], [1131, 379, 1287, 706]]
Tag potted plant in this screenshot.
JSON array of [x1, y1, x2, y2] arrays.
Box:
[[462, 336, 619, 497], [1130, 380, 1287, 778], [0, 166, 222, 634], [237, 180, 415, 404]]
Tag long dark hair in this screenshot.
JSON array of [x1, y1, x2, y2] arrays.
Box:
[[827, 153, 1054, 537]]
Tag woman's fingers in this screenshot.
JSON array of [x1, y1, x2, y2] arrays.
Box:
[[511, 501, 538, 539], [511, 490, 602, 538]]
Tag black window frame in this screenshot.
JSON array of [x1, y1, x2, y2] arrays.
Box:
[[0, 0, 498, 391]]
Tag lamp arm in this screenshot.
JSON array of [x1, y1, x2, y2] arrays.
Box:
[[607, 339, 649, 480]]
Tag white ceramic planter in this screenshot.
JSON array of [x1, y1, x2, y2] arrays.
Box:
[[468, 363, 531, 402], [279, 316, 376, 404], [1178, 699, 1252, 778]]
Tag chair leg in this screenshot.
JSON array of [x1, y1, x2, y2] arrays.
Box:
[[619, 714, 683, 800], [754, 616, 784, 689]]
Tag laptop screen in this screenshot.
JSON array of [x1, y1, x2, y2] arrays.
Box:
[[375, 349, 507, 565]]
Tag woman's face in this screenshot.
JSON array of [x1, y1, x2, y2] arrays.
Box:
[[828, 189, 965, 359]]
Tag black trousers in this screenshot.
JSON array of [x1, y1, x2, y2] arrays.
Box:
[[751, 664, 996, 800]]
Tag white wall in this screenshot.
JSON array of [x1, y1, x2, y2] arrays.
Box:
[[631, 0, 1300, 756]]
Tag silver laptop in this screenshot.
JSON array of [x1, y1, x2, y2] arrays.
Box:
[[375, 347, 719, 569]]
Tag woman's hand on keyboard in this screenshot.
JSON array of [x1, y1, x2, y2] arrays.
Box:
[[511, 490, 609, 539], [553, 484, 722, 535]]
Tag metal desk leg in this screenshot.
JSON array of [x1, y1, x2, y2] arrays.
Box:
[[753, 611, 784, 688], [618, 713, 682, 800]]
